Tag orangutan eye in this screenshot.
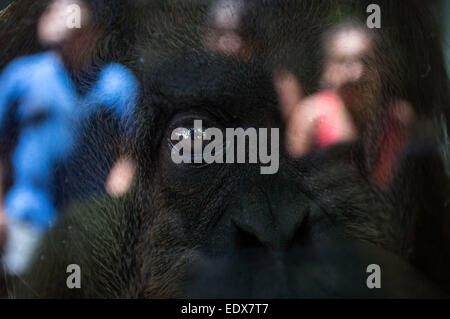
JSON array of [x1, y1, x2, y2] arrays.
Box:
[[169, 127, 206, 161], [167, 119, 228, 167]]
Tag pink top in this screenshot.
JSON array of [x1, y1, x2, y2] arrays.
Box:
[[316, 91, 342, 148]]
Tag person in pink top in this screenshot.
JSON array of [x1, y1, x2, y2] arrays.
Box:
[[275, 75, 357, 157], [275, 23, 373, 158], [275, 22, 415, 189], [315, 91, 352, 148], [275, 78, 358, 158]]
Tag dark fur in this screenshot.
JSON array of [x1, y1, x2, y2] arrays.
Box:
[[1, 0, 450, 298]]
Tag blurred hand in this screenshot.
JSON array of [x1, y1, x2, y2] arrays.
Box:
[[105, 157, 136, 198], [274, 71, 357, 158]]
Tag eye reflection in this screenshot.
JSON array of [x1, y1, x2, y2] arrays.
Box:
[[168, 124, 230, 167]]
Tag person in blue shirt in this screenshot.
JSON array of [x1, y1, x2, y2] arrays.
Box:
[[0, 52, 78, 232], [0, 0, 138, 274]]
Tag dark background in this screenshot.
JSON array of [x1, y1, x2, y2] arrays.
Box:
[[0, 0, 449, 70], [0, 0, 11, 10]]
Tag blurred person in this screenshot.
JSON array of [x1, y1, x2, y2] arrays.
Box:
[[321, 22, 416, 187], [0, 0, 138, 275], [322, 23, 416, 188], [204, 0, 254, 58], [274, 23, 376, 158], [320, 24, 373, 90], [0, 0, 82, 275], [276, 22, 416, 188], [275, 72, 357, 158]]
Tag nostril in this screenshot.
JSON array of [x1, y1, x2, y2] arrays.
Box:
[[228, 184, 311, 251], [231, 204, 310, 252], [287, 212, 311, 249], [233, 220, 270, 250], [233, 220, 274, 249]]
